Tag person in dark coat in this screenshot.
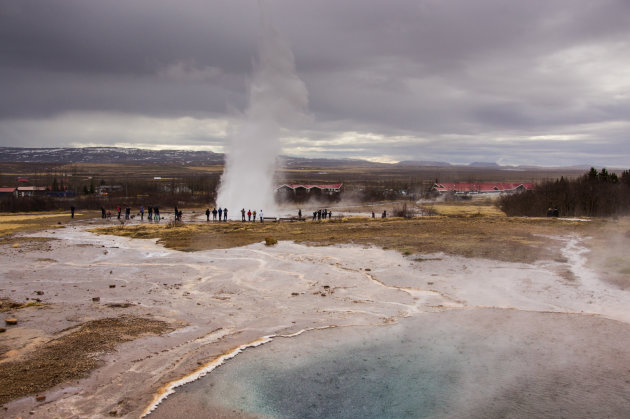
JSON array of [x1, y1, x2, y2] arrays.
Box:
[[218, 207, 223, 220], [70, 206, 75, 218], [223, 208, 228, 221], [206, 208, 210, 221]]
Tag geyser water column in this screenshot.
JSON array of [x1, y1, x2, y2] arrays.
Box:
[[217, 13, 308, 214]]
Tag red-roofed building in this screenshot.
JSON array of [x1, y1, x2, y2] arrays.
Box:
[[17, 186, 48, 197], [275, 184, 343, 193], [275, 183, 343, 202], [0, 187, 17, 198], [432, 182, 534, 195]]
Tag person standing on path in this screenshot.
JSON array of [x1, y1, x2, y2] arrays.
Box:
[[140, 206, 144, 220], [206, 208, 210, 221], [218, 207, 223, 221], [248, 210, 251, 221], [223, 208, 228, 221], [259, 210, 263, 222], [70, 206, 75, 218], [241, 208, 246, 222]]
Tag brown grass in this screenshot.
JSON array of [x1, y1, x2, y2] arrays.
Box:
[[91, 216, 594, 264], [581, 217, 630, 289], [0, 317, 173, 406], [0, 211, 99, 237], [419, 203, 505, 217]]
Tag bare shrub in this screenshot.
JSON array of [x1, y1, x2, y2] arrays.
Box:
[[392, 203, 417, 218]]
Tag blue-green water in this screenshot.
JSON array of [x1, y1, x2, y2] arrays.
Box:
[[152, 309, 630, 418]]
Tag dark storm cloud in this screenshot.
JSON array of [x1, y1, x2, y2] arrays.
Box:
[[1, 0, 629, 165], [0, 66, 245, 119], [0, 0, 257, 76], [0, 0, 260, 119]]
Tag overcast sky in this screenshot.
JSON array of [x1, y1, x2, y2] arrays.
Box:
[[1, 0, 629, 166]]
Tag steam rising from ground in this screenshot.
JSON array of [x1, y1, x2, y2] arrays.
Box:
[[217, 12, 308, 214]]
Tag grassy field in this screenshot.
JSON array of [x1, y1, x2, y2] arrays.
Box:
[[0, 210, 99, 237], [3, 202, 627, 284], [90, 211, 630, 288], [419, 202, 506, 217], [90, 215, 599, 264], [0, 317, 173, 406]]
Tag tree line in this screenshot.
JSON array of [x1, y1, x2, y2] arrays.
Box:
[[0, 175, 219, 212], [498, 168, 630, 217]]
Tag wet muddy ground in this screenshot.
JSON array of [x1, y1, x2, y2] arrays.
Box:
[[1, 213, 629, 417]]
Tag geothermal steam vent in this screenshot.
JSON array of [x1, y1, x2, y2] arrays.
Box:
[[217, 17, 308, 214]]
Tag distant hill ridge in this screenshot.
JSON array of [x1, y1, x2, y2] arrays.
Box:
[[0, 147, 595, 170], [0, 147, 379, 166], [0, 147, 224, 164], [397, 160, 452, 167]]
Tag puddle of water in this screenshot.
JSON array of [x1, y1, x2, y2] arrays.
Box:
[[151, 309, 630, 418]]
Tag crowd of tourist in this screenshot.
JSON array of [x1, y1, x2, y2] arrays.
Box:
[[90, 205, 346, 223]]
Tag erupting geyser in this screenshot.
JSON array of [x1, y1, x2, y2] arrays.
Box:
[[217, 13, 308, 214]]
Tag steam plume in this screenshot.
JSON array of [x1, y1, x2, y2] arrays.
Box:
[[217, 10, 308, 214]]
